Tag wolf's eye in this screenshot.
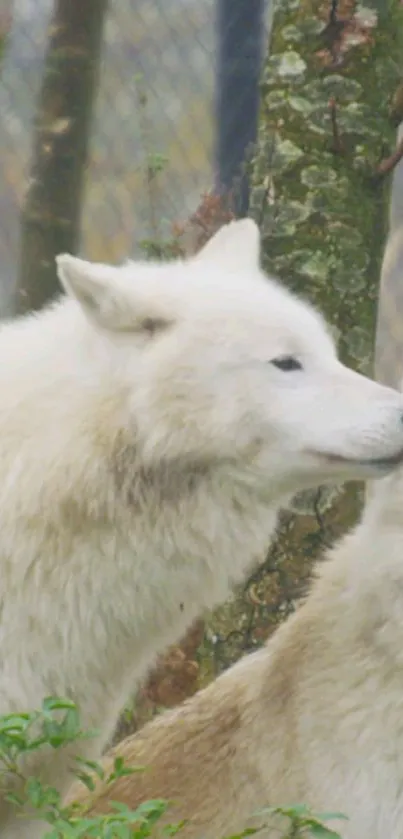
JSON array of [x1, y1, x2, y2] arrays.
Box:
[[270, 356, 303, 372]]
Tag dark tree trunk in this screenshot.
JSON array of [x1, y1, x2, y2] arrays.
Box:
[[16, 0, 108, 315]]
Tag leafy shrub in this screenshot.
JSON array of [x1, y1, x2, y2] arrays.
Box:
[[0, 698, 344, 839]]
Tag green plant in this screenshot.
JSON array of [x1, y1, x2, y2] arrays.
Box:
[[0, 698, 175, 839], [255, 805, 346, 838], [224, 805, 345, 839], [0, 699, 346, 839], [133, 74, 171, 249]]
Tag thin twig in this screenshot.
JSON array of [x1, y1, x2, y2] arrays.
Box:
[[377, 136, 403, 178], [329, 0, 338, 25], [329, 97, 345, 155]]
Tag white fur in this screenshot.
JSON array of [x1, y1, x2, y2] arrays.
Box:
[[0, 219, 403, 837], [68, 440, 403, 839]]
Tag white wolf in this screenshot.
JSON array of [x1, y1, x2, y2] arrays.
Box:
[[1, 219, 403, 838], [68, 443, 403, 839]]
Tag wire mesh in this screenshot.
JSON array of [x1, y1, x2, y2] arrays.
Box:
[[0, 0, 270, 313]]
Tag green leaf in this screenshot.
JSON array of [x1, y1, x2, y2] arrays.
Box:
[[309, 825, 343, 838], [163, 820, 188, 837], [276, 0, 301, 12], [273, 201, 312, 237], [273, 138, 304, 171], [326, 224, 363, 249], [355, 2, 379, 20], [104, 825, 132, 839], [0, 713, 33, 733], [281, 804, 311, 818], [306, 177, 350, 215], [333, 266, 367, 294], [75, 757, 105, 781], [75, 772, 96, 792], [321, 75, 363, 102], [281, 24, 303, 42], [337, 103, 379, 137], [224, 830, 261, 839], [298, 17, 325, 36], [267, 51, 307, 80], [299, 252, 333, 281], [301, 166, 338, 188], [46, 819, 81, 839], [303, 81, 329, 106], [106, 756, 140, 784], [265, 90, 287, 110], [277, 51, 307, 78], [307, 105, 331, 135], [42, 697, 77, 713], [25, 777, 45, 808], [288, 95, 315, 116], [345, 325, 371, 361], [258, 803, 309, 819], [129, 798, 169, 821], [5, 792, 25, 808], [315, 812, 348, 822]]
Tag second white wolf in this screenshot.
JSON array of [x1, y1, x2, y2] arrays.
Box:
[[69, 432, 403, 839]]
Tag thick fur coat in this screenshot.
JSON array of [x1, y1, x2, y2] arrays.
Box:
[[1, 219, 403, 837], [69, 465, 403, 839]]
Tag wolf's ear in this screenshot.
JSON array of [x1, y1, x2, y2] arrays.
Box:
[[56, 254, 174, 334], [195, 218, 261, 271]]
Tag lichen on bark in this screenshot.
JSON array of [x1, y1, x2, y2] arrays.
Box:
[[206, 0, 403, 676], [251, 0, 402, 375], [250, 0, 403, 521]]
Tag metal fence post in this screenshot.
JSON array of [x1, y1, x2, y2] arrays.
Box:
[[215, 0, 266, 217]]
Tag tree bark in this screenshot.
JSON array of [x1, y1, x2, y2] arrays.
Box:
[[247, 0, 403, 600], [206, 0, 403, 670], [251, 0, 402, 376], [16, 0, 108, 315], [375, 124, 403, 391]]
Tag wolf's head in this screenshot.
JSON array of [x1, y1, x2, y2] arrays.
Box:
[[56, 220, 403, 500]]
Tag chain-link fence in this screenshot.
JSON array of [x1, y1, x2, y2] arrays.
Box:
[[0, 0, 272, 313]]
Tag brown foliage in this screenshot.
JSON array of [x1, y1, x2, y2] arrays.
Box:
[[172, 191, 235, 255], [316, 0, 376, 68], [112, 620, 205, 744]]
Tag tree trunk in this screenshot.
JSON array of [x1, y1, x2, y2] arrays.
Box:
[[251, 0, 402, 374], [375, 123, 403, 391], [249, 0, 403, 594], [205, 0, 403, 669], [16, 0, 108, 315]]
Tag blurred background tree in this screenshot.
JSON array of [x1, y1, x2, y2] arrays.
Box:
[[16, 0, 108, 314]]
